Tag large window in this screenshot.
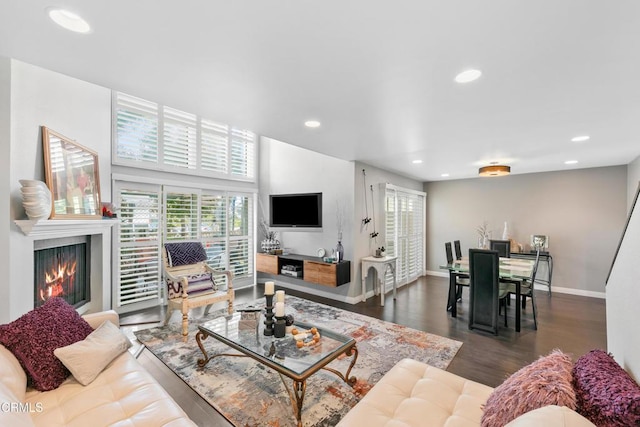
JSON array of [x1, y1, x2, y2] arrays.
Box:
[[383, 184, 426, 287], [113, 181, 255, 313], [113, 92, 255, 181]]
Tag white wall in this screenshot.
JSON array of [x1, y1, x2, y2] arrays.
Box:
[[4, 59, 112, 322], [607, 174, 640, 381], [627, 155, 640, 212], [259, 137, 356, 299], [424, 166, 627, 296], [353, 162, 424, 297], [258, 139, 426, 302], [0, 57, 11, 318]]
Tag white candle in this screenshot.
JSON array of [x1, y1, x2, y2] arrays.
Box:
[[275, 301, 285, 317], [265, 281, 275, 295], [275, 290, 285, 303]]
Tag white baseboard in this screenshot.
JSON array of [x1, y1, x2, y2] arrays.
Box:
[[426, 271, 606, 299]]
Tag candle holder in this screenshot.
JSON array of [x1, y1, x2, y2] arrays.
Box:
[[263, 293, 275, 336], [274, 316, 286, 338]]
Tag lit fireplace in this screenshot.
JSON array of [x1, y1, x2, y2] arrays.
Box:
[[34, 236, 90, 308]]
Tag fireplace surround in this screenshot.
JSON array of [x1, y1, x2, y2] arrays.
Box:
[[15, 219, 118, 315], [34, 235, 90, 309]]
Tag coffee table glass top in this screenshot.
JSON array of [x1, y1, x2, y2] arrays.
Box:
[[199, 312, 355, 378]]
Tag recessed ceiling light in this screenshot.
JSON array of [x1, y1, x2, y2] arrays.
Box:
[[304, 120, 321, 128], [412, 159, 423, 164], [47, 8, 91, 33], [565, 160, 579, 165], [455, 69, 482, 83], [441, 173, 450, 177], [571, 135, 590, 142]]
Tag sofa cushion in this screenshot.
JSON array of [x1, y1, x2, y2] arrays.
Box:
[[0, 297, 94, 391], [0, 381, 36, 427], [54, 321, 132, 386], [481, 349, 577, 427], [505, 405, 595, 426], [336, 358, 494, 427], [572, 349, 640, 427], [25, 350, 197, 427], [0, 344, 28, 401]]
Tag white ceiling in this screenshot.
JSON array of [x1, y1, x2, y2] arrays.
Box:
[[1, 1, 639, 182]]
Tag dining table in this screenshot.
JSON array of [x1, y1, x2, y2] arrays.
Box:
[[440, 257, 535, 332]]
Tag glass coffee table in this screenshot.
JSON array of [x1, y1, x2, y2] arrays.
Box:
[[196, 312, 358, 427]]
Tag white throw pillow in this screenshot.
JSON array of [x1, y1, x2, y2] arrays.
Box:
[[54, 320, 132, 386], [505, 405, 596, 427]]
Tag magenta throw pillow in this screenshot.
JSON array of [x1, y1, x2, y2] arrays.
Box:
[[481, 349, 577, 427], [572, 349, 640, 426], [0, 297, 94, 391]]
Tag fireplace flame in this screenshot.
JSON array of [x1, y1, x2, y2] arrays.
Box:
[[39, 259, 77, 302]]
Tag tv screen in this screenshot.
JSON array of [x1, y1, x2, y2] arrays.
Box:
[[270, 193, 322, 228]]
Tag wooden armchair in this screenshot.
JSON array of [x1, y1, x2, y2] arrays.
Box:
[[162, 241, 234, 336]]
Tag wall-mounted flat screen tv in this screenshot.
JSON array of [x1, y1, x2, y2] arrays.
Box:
[[270, 193, 322, 228]]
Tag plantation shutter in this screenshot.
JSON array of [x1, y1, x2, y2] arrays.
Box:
[[163, 107, 198, 170], [201, 192, 228, 271], [114, 92, 159, 165], [201, 120, 229, 174], [113, 91, 256, 181], [228, 194, 253, 279], [382, 184, 426, 288], [230, 128, 255, 179], [113, 182, 162, 313], [164, 188, 199, 241]]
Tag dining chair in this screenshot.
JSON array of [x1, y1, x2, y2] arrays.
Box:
[[468, 249, 509, 335], [489, 239, 511, 258], [501, 249, 540, 330], [445, 242, 469, 301], [453, 240, 463, 260]]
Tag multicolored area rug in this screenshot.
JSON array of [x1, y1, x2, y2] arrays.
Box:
[[135, 296, 462, 427]]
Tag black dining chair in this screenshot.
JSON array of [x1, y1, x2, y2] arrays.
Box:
[[501, 249, 540, 330], [468, 249, 509, 335], [445, 242, 469, 302], [453, 240, 463, 260], [489, 239, 511, 258]]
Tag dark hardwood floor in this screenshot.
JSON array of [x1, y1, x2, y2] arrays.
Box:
[[120, 275, 607, 427]]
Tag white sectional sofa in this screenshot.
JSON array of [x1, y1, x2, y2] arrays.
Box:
[[0, 310, 196, 427], [337, 358, 596, 427]]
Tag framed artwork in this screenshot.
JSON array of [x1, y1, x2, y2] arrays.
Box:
[[530, 234, 549, 249], [42, 126, 102, 219]]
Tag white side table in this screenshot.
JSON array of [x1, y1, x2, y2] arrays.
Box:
[[361, 255, 398, 306]]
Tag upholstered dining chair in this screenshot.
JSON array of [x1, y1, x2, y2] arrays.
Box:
[[489, 239, 511, 258], [445, 242, 470, 301], [468, 249, 509, 335], [162, 241, 234, 337]]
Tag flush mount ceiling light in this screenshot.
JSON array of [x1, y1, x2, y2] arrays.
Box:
[[565, 160, 579, 165], [304, 120, 321, 128], [441, 173, 450, 178], [571, 135, 590, 142], [412, 159, 423, 164], [47, 7, 91, 33], [478, 165, 511, 177], [455, 69, 482, 83]]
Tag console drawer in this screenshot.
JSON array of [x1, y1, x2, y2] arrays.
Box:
[[304, 261, 337, 286], [257, 253, 278, 275]]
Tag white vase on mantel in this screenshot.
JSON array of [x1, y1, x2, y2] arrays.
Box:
[[502, 221, 509, 240]]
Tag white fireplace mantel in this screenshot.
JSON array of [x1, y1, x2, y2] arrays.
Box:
[[15, 219, 119, 238]]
